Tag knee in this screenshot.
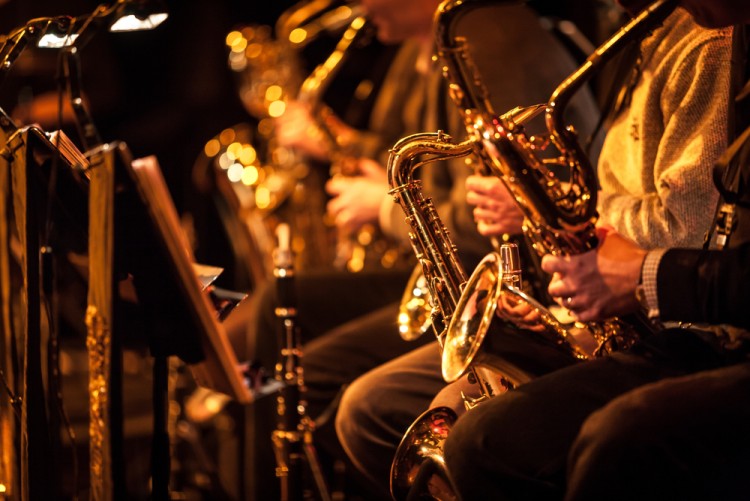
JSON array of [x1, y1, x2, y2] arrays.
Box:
[[443, 407, 483, 473], [568, 396, 655, 482], [335, 374, 376, 450]]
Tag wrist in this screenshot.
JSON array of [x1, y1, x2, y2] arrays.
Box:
[[634, 249, 667, 319]]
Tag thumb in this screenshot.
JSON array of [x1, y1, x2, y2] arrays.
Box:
[[325, 176, 345, 196]]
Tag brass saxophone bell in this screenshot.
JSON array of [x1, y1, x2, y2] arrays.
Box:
[[443, 250, 600, 386], [390, 406, 459, 501]]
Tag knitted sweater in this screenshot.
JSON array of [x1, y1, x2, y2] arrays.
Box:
[[597, 8, 733, 248]]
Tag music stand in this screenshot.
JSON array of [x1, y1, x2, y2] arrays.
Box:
[[117, 151, 252, 404], [0, 122, 91, 501]]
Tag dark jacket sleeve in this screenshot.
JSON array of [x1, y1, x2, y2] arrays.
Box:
[[656, 244, 750, 329]]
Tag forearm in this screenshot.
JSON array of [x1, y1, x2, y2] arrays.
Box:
[[598, 183, 718, 249]]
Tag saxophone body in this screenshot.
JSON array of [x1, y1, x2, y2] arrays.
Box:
[[297, 14, 415, 273]]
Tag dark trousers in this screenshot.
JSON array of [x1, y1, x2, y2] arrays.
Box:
[[444, 328, 750, 501], [335, 323, 581, 499]]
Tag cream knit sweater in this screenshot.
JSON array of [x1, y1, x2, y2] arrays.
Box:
[[597, 9, 733, 249]]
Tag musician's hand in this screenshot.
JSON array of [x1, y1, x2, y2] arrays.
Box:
[[465, 175, 524, 236], [496, 292, 546, 332], [325, 157, 388, 232], [273, 101, 330, 161], [541, 227, 647, 322]]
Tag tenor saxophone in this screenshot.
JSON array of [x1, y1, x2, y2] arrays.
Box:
[[387, 131, 509, 501]]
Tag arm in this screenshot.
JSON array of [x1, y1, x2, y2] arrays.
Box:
[[541, 231, 750, 330], [597, 25, 731, 248]]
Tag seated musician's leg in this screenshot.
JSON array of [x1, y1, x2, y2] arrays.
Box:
[[336, 342, 445, 499], [243, 267, 412, 370], [443, 329, 740, 500], [566, 360, 750, 501], [302, 303, 434, 457]]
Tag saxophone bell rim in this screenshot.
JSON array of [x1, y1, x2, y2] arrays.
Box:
[[389, 406, 458, 501], [442, 251, 505, 383]]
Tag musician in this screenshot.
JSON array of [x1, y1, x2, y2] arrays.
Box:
[[334, 1, 740, 499], [442, 1, 750, 499], [329, 0, 611, 497]]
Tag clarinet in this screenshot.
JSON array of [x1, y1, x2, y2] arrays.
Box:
[[271, 223, 331, 501]]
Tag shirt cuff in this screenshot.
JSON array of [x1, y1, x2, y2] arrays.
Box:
[[639, 248, 668, 319]]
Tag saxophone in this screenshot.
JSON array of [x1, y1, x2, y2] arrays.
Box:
[[201, 1, 369, 277], [440, 0, 676, 384], [387, 131, 510, 501], [389, 0, 676, 497], [296, 16, 415, 273]]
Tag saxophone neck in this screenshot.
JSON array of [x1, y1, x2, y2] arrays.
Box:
[[276, 0, 362, 47], [297, 16, 369, 105], [387, 131, 476, 193], [546, 0, 678, 139], [434, 0, 507, 118]]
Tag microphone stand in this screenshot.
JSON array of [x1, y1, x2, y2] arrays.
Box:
[[270, 223, 331, 501]]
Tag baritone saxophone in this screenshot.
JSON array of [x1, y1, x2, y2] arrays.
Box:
[[440, 0, 676, 384]]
